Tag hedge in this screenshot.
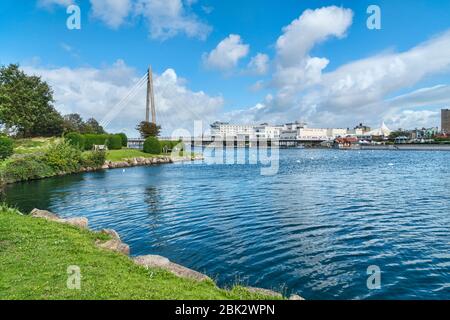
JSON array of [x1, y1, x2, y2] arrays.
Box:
[[143, 137, 161, 154], [107, 135, 123, 150], [118, 133, 128, 147], [0, 136, 14, 160], [65, 132, 85, 150], [82, 134, 122, 151]]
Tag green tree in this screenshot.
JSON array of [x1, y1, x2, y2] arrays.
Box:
[[84, 118, 106, 134], [0, 64, 64, 137], [136, 121, 161, 139], [63, 113, 84, 133]]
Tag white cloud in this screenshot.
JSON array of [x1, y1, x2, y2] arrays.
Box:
[[231, 6, 450, 130], [134, 0, 211, 40], [23, 60, 223, 136], [37, 0, 73, 8], [248, 53, 270, 75], [90, 0, 132, 29], [203, 34, 250, 71], [273, 6, 353, 90]]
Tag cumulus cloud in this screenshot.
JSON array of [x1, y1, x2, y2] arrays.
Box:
[[23, 60, 223, 136], [203, 34, 250, 71], [273, 6, 353, 90], [248, 53, 270, 75], [133, 0, 211, 40], [90, 0, 132, 29], [231, 6, 450, 130], [37, 0, 73, 8]]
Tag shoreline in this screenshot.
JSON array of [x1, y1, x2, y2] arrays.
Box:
[[0, 154, 204, 186], [18, 208, 303, 300]]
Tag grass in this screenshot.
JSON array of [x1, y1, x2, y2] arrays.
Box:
[[0, 207, 278, 300], [104, 149, 164, 162], [13, 137, 59, 155]]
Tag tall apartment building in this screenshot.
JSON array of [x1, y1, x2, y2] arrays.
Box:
[[442, 109, 450, 133]]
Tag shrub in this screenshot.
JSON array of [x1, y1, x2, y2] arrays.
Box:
[[0, 136, 14, 160], [65, 132, 85, 150], [107, 134, 123, 150], [81, 150, 106, 168], [117, 133, 128, 147], [143, 137, 161, 154], [44, 141, 82, 173], [83, 134, 110, 151], [0, 155, 55, 183]]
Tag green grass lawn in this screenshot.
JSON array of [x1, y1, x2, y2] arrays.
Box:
[[0, 207, 276, 300], [13, 137, 59, 155], [104, 149, 164, 162]]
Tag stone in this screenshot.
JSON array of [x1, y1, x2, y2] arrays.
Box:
[[101, 164, 109, 169], [30, 209, 59, 221], [96, 239, 130, 255], [133, 255, 211, 282], [289, 294, 305, 300], [244, 287, 283, 299], [100, 229, 121, 241], [64, 217, 89, 229]]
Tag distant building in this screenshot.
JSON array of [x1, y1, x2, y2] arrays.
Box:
[[442, 109, 450, 133]]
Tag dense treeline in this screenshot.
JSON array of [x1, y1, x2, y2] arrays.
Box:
[[0, 64, 105, 138]]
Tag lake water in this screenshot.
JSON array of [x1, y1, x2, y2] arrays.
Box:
[[2, 149, 450, 299]]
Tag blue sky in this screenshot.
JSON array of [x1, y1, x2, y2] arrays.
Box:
[[1, 0, 450, 135]]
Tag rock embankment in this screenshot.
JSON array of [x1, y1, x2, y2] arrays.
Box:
[[79, 155, 204, 172], [30, 208, 304, 300]]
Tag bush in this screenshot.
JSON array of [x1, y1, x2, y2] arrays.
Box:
[[44, 141, 82, 173], [107, 134, 123, 150], [81, 150, 106, 168], [143, 137, 161, 154], [0, 136, 14, 160], [83, 134, 110, 151], [83, 134, 123, 150], [117, 133, 128, 147], [0, 155, 55, 183], [65, 132, 85, 150]]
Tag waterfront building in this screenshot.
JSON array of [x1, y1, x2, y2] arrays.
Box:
[[442, 109, 450, 133], [367, 122, 392, 137], [211, 121, 366, 142]]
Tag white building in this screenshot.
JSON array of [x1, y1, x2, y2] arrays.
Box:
[[210, 121, 352, 141]]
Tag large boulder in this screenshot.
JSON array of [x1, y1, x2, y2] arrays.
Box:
[[133, 255, 211, 282], [96, 239, 130, 256], [30, 209, 59, 221], [30, 208, 88, 230], [64, 217, 88, 229], [289, 294, 305, 300], [100, 229, 121, 241], [244, 287, 283, 299]]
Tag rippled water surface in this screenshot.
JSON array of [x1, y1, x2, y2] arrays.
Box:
[[3, 149, 450, 299]]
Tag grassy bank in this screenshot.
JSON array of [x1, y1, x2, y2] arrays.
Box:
[[0, 207, 276, 300], [104, 149, 163, 162]]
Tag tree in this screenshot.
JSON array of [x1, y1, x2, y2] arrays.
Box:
[[0, 64, 64, 137], [63, 113, 84, 133], [136, 121, 161, 139], [84, 118, 106, 134]]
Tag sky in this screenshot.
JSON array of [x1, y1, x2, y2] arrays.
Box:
[[1, 0, 450, 136]]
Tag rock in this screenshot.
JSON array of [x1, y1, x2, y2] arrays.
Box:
[[30, 209, 59, 221], [100, 229, 121, 241], [289, 294, 305, 300], [101, 164, 109, 169], [64, 217, 88, 229], [96, 239, 130, 255], [244, 287, 283, 299], [30, 209, 88, 230], [133, 255, 211, 282]]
